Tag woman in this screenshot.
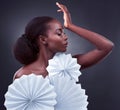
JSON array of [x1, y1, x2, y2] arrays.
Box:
[[13, 2, 114, 79], [4, 2, 114, 110]]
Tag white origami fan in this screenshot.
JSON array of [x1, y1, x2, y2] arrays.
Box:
[[47, 53, 81, 81], [49, 74, 88, 110], [4, 74, 57, 110]]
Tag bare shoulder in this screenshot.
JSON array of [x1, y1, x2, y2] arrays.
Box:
[[13, 67, 27, 80]]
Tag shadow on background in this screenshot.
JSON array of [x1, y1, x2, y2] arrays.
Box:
[[0, 0, 120, 110]]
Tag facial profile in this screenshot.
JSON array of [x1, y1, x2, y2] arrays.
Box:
[[43, 20, 68, 53]]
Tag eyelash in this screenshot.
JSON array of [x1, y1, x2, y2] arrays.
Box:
[[57, 33, 62, 36], [57, 32, 66, 36]]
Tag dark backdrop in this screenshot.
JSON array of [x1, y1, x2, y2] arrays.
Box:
[[0, 0, 120, 110]]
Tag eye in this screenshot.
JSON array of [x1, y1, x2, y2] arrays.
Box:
[[57, 32, 62, 36], [56, 29, 65, 37], [56, 30, 62, 36]]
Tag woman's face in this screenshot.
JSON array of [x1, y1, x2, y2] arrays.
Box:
[[45, 20, 68, 53]]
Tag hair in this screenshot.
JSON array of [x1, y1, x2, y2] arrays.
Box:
[[13, 16, 55, 65]]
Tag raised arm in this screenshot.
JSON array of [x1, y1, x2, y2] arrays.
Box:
[[56, 2, 114, 69]]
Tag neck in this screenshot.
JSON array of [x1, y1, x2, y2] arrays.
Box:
[[23, 45, 55, 77], [36, 47, 55, 67]]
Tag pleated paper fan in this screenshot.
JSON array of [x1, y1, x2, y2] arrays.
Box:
[[47, 53, 82, 81], [4, 74, 57, 110], [49, 74, 88, 110]]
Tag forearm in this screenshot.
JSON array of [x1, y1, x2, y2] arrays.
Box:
[[57, 2, 114, 68], [66, 23, 114, 51]]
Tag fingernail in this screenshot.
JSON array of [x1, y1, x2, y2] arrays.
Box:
[[56, 2, 59, 5]]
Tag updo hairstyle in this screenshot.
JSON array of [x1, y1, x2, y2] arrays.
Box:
[[13, 16, 55, 65]]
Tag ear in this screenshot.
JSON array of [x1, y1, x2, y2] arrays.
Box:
[[39, 35, 48, 45]]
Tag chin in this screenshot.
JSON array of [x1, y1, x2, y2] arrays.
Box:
[[56, 48, 67, 53], [61, 49, 67, 52]]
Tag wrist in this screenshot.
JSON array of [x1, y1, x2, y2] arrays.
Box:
[[65, 23, 73, 29]]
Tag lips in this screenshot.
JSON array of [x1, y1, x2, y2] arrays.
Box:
[[64, 42, 68, 46]]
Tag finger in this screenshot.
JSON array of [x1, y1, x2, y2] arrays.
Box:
[[57, 9, 62, 12], [56, 2, 64, 6], [56, 2, 64, 8], [56, 2, 61, 6], [56, 2, 67, 13]]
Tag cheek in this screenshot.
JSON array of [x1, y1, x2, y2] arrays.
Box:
[[48, 42, 56, 49], [47, 36, 59, 45], [48, 39, 60, 48], [47, 38, 64, 51]]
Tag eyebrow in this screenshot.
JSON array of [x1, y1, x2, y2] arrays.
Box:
[[56, 28, 64, 32]]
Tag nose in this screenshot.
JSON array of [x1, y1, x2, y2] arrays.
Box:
[[63, 33, 68, 41]]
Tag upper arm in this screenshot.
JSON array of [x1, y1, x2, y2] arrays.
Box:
[[73, 48, 112, 70]]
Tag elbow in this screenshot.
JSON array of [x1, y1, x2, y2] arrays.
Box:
[[107, 42, 114, 51], [104, 41, 114, 53]]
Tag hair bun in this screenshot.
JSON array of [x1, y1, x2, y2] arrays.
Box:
[[13, 34, 39, 65]]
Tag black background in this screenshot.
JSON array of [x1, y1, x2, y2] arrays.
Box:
[[0, 0, 120, 110]]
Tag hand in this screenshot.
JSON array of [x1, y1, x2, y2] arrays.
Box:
[[56, 2, 72, 28]]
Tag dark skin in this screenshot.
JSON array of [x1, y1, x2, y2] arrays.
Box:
[[14, 2, 114, 79]]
